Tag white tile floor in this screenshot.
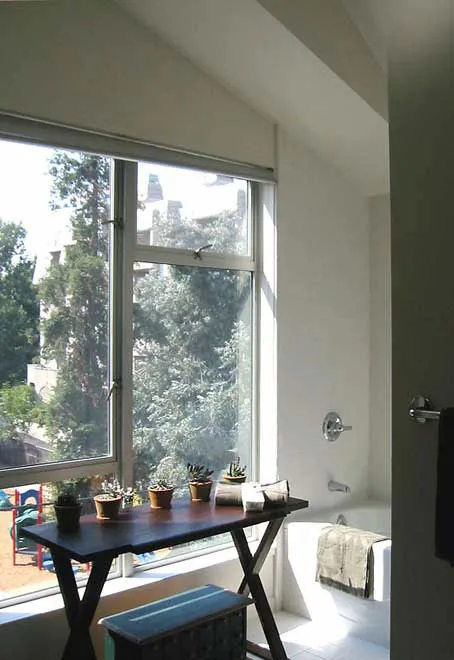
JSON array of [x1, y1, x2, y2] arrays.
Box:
[[247, 611, 390, 660]]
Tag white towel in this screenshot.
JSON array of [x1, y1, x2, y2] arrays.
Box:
[[316, 525, 387, 598]]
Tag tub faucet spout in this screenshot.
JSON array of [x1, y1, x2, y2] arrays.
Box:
[[328, 480, 351, 494]]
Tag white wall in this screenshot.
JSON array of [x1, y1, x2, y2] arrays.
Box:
[[276, 129, 370, 510], [368, 195, 391, 502], [0, 0, 273, 169]]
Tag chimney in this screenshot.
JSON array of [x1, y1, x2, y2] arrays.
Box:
[[167, 200, 182, 222], [146, 174, 163, 203]]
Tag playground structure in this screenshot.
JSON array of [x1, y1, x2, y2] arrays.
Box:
[[11, 485, 43, 571]]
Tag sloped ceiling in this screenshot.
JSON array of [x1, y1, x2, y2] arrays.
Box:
[[258, 0, 387, 119], [341, 0, 389, 72], [117, 0, 390, 195]]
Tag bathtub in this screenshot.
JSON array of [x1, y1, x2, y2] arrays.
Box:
[[283, 501, 391, 648]]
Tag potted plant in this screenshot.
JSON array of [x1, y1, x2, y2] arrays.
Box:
[[54, 489, 81, 532], [94, 479, 123, 520], [148, 480, 174, 509], [187, 463, 214, 502], [223, 457, 247, 484]]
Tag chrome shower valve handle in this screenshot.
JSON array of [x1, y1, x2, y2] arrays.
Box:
[[322, 411, 353, 442]]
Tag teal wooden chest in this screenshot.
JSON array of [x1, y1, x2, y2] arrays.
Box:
[[99, 584, 253, 660]]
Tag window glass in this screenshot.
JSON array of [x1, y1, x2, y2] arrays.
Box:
[[0, 140, 111, 468], [137, 163, 250, 256], [132, 264, 252, 493]]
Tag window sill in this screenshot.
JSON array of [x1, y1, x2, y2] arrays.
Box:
[[0, 540, 263, 626]]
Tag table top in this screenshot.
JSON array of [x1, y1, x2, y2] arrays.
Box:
[[21, 497, 308, 563]]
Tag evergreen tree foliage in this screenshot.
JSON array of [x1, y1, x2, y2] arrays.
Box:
[[0, 220, 38, 385], [39, 152, 110, 460], [132, 202, 251, 488]]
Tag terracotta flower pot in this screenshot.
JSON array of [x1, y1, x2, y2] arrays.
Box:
[[223, 474, 246, 484], [189, 481, 212, 502], [54, 503, 81, 532], [94, 495, 122, 520], [148, 487, 174, 509]]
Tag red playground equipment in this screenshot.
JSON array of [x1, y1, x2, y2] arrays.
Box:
[[11, 485, 43, 570]]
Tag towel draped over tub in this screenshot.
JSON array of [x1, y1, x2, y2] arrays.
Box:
[[316, 525, 388, 598]]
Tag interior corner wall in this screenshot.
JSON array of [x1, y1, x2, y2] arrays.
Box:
[[369, 194, 391, 502], [0, 0, 274, 169], [275, 129, 370, 511]]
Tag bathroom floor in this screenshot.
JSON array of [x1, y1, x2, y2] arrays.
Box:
[[247, 611, 389, 660]]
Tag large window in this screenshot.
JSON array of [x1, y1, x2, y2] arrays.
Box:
[[0, 129, 264, 606]]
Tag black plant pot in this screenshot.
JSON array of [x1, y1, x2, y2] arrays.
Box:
[[54, 503, 81, 532]]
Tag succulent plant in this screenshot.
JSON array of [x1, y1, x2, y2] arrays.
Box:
[[187, 463, 213, 483], [148, 479, 172, 490], [226, 457, 247, 478]]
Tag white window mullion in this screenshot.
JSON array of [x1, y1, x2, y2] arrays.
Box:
[[257, 183, 277, 485], [251, 182, 260, 485], [118, 160, 137, 578], [116, 161, 136, 489], [110, 161, 122, 465]]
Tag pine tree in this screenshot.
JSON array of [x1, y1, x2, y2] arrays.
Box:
[[39, 152, 110, 460]]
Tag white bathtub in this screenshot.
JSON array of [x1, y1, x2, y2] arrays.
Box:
[[283, 501, 391, 648]]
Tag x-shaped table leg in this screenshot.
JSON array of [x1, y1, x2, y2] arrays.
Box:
[[51, 549, 113, 660], [231, 517, 287, 660]]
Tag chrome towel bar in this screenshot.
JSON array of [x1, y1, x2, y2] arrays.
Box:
[[409, 395, 440, 423]]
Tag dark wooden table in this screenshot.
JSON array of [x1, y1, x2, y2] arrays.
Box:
[[22, 496, 308, 660]]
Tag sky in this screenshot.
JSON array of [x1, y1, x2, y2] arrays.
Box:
[[0, 137, 245, 264], [0, 139, 56, 256]]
